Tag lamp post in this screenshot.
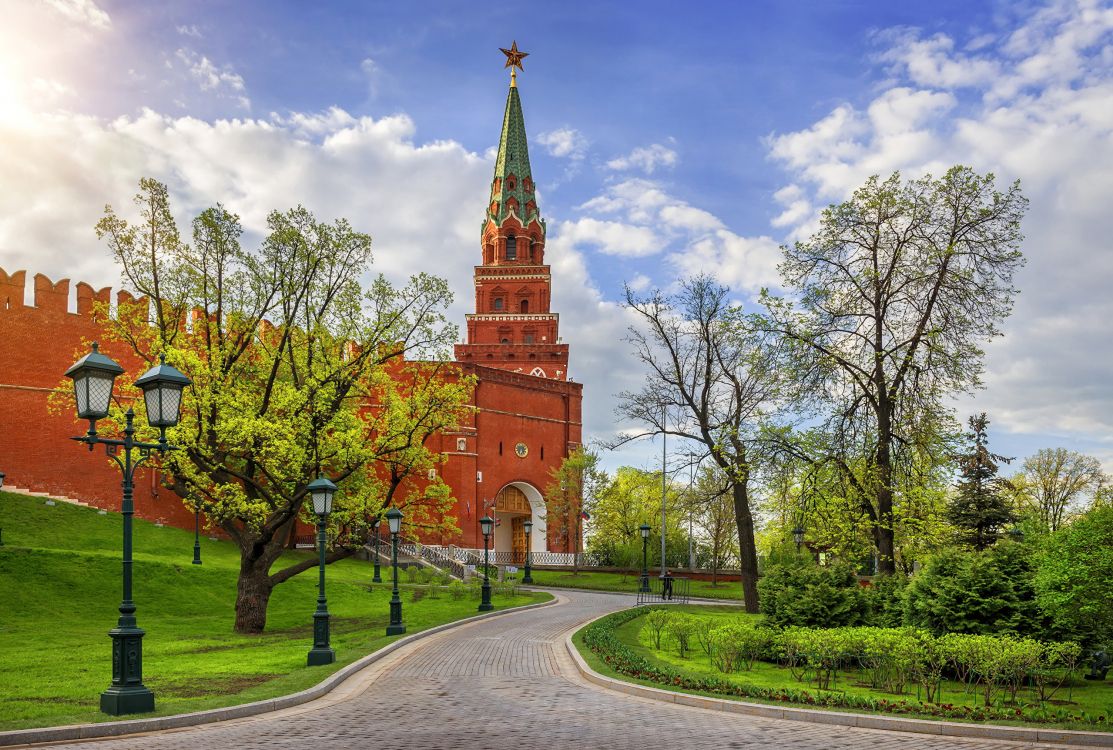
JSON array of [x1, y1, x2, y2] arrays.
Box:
[[371, 516, 382, 583], [792, 526, 804, 552], [191, 501, 202, 565], [385, 507, 405, 635], [306, 476, 337, 666], [0, 471, 5, 547], [639, 523, 651, 593], [479, 515, 494, 611], [65, 344, 191, 716], [522, 518, 534, 584]]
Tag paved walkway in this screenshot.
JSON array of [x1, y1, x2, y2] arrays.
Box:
[[22, 591, 1082, 749]]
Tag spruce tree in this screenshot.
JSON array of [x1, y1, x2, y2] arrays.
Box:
[[948, 413, 1015, 550]]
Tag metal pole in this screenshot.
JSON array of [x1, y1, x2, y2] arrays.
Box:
[[387, 530, 405, 634], [688, 457, 695, 570], [640, 535, 650, 592], [307, 516, 334, 665], [479, 530, 493, 611], [372, 523, 382, 583], [101, 409, 154, 716], [661, 405, 667, 576], [192, 505, 202, 565]]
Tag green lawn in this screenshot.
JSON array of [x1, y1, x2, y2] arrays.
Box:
[[526, 568, 745, 600], [575, 605, 1113, 730], [0, 491, 550, 731]]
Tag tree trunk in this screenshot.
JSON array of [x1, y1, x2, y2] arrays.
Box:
[[732, 481, 760, 613], [874, 401, 897, 575], [235, 554, 275, 634]]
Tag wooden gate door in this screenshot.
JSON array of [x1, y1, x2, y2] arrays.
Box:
[[512, 516, 526, 564]]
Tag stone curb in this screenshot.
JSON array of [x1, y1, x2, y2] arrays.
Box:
[[0, 596, 557, 748], [564, 613, 1113, 748], [520, 584, 736, 605]]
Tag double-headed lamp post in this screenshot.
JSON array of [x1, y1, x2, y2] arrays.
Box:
[[385, 507, 406, 635], [191, 500, 203, 565], [370, 516, 383, 584], [479, 515, 494, 611], [306, 476, 337, 666], [65, 344, 191, 716], [639, 523, 651, 593], [522, 518, 534, 584]]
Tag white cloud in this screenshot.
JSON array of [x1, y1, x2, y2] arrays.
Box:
[[626, 273, 652, 292], [0, 104, 638, 443], [605, 142, 678, 174], [767, 0, 1113, 450], [176, 48, 250, 109], [557, 217, 661, 258], [360, 57, 384, 98], [176, 24, 202, 38], [43, 0, 111, 30], [537, 127, 588, 160], [666, 231, 782, 293]]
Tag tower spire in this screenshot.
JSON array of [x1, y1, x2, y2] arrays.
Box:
[[454, 47, 569, 381]]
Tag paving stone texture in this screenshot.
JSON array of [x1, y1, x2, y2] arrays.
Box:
[[16, 591, 1093, 749]]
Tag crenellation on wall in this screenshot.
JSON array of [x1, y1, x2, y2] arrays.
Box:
[[76, 281, 112, 316], [33, 273, 70, 313]]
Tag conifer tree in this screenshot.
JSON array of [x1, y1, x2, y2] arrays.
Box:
[[948, 413, 1015, 550]]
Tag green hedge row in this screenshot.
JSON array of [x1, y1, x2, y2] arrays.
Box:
[[581, 608, 1108, 726]]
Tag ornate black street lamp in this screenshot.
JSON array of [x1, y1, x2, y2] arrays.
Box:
[[639, 523, 651, 593], [479, 515, 494, 611], [522, 518, 534, 584], [370, 516, 382, 583], [65, 344, 191, 716], [191, 501, 203, 565], [306, 476, 337, 666], [385, 506, 405, 635], [792, 526, 805, 551]]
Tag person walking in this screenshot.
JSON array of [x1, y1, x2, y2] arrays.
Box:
[[661, 569, 674, 601]]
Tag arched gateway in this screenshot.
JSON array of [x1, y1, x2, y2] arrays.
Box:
[[491, 482, 545, 563]]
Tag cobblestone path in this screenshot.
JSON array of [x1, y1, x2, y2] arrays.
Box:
[[22, 591, 1085, 749]]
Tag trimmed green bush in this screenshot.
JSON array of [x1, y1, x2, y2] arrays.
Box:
[[758, 558, 868, 628]]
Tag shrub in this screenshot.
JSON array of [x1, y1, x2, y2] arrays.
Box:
[[863, 573, 908, 628], [410, 585, 426, 603], [904, 548, 1028, 636], [448, 580, 467, 600], [641, 608, 672, 650], [759, 558, 868, 628], [405, 565, 419, 584], [665, 615, 698, 658], [709, 621, 772, 672], [1034, 506, 1113, 649], [778, 627, 852, 689]]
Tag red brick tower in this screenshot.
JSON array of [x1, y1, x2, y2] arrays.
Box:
[[454, 59, 570, 380]]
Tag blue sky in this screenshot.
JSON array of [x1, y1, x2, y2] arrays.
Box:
[[2, 0, 1112, 482]]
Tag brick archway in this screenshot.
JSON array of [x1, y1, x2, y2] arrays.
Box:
[[493, 481, 545, 557]]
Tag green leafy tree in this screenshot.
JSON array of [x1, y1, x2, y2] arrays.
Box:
[[1013, 448, 1107, 532], [94, 179, 466, 633], [1034, 505, 1113, 648], [544, 446, 608, 573], [762, 167, 1027, 574], [947, 413, 1015, 550]]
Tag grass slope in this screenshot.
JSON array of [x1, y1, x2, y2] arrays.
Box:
[[0, 491, 548, 731]]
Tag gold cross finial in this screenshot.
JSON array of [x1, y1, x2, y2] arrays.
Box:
[[500, 41, 528, 86]]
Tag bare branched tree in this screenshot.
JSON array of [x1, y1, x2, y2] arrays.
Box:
[[613, 275, 784, 612]]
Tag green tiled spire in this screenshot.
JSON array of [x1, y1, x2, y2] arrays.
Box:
[[488, 83, 541, 228]]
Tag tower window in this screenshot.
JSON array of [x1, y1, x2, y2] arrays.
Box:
[[501, 337, 510, 344], [506, 236, 517, 260], [524, 334, 534, 344], [520, 299, 529, 313], [493, 297, 503, 310]]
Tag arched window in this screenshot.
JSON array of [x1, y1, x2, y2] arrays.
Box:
[[501, 337, 510, 344], [520, 299, 529, 313], [506, 236, 517, 260], [493, 297, 503, 311], [530, 367, 546, 377]]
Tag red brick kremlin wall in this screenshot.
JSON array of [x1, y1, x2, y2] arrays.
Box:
[[0, 267, 583, 551]]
